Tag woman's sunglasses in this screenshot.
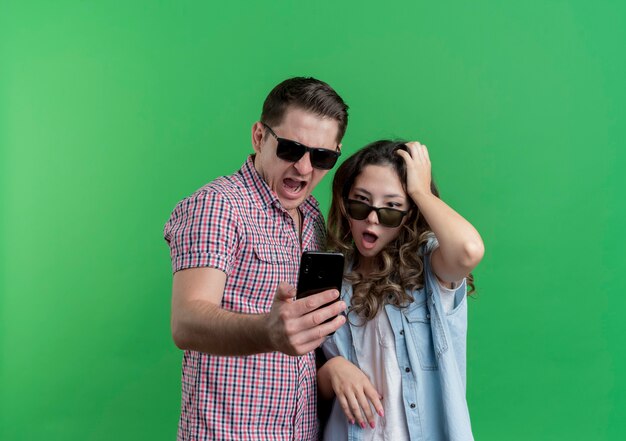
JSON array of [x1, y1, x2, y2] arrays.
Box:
[[345, 199, 409, 228], [262, 123, 340, 170]]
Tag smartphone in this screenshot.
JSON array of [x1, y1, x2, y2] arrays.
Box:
[[296, 251, 345, 306]]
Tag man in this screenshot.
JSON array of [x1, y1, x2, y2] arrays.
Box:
[[164, 77, 349, 440]]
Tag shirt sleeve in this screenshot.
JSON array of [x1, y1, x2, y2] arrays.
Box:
[[436, 278, 467, 312], [321, 334, 341, 359], [422, 233, 467, 312], [163, 190, 239, 274]]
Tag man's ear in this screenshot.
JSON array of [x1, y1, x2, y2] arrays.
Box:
[[251, 122, 265, 153]]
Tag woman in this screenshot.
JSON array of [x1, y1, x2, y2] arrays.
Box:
[[318, 140, 484, 440]]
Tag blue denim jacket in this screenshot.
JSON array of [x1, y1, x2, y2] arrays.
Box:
[[321, 254, 474, 441]]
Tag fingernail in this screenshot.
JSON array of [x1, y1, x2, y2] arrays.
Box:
[[349, 419, 355, 425], [360, 421, 367, 429], [378, 409, 384, 417], [370, 421, 375, 429]]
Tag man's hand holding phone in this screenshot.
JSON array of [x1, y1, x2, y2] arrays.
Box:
[[266, 283, 346, 356]]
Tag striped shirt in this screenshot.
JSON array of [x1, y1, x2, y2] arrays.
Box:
[[164, 156, 326, 440]]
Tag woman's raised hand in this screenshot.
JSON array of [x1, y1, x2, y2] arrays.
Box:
[[396, 141, 432, 200]]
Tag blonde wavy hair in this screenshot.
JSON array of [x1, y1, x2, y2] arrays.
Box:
[[327, 140, 474, 322]]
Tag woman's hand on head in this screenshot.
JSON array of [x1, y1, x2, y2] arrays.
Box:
[[396, 141, 432, 200], [320, 356, 384, 429]]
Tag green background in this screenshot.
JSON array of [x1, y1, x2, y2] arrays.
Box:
[[1, 0, 624, 439]]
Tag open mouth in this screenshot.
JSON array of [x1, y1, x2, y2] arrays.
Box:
[[363, 232, 378, 244], [283, 178, 306, 194]]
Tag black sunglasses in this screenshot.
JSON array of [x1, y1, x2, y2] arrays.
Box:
[[345, 199, 409, 228], [262, 123, 340, 170]]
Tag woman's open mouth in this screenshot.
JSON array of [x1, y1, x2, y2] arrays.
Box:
[[361, 231, 378, 249]]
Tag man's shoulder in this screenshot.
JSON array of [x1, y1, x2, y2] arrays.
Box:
[[166, 171, 252, 223], [194, 170, 252, 202]]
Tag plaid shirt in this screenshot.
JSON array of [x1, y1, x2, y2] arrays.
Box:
[[164, 156, 326, 441]]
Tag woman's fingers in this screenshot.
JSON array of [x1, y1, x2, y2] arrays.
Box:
[[364, 383, 384, 418], [325, 357, 384, 428], [346, 391, 366, 428], [355, 389, 377, 428], [336, 393, 356, 425], [421, 144, 430, 162], [336, 386, 383, 429], [398, 141, 429, 165], [405, 141, 428, 163], [397, 141, 432, 199]]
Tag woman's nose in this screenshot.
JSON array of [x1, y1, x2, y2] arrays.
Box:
[[366, 208, 379, 224]]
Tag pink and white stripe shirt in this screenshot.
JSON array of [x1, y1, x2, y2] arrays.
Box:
[[164, 156, 326, 440]]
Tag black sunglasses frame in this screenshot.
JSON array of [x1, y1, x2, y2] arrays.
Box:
[[262, 123, 340, 170], [345, 199, 409, 228]]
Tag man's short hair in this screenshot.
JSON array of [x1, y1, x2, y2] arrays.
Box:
[[261, 77, 349, 143]]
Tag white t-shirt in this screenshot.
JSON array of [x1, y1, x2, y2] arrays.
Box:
[[355, 279, 458, 441]]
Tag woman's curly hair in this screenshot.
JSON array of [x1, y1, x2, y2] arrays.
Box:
[[326, 140, 474, 321]]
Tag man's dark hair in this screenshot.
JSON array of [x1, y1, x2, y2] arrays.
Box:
[[261, 77, 349, 143]]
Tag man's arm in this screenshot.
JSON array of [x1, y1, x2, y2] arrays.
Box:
[[171, 267, 347, 356]]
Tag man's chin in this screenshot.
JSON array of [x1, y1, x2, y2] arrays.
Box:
[[279, 194, 308, 211]]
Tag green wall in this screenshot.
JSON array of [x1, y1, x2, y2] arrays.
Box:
[[1, 1, 625, 439]]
